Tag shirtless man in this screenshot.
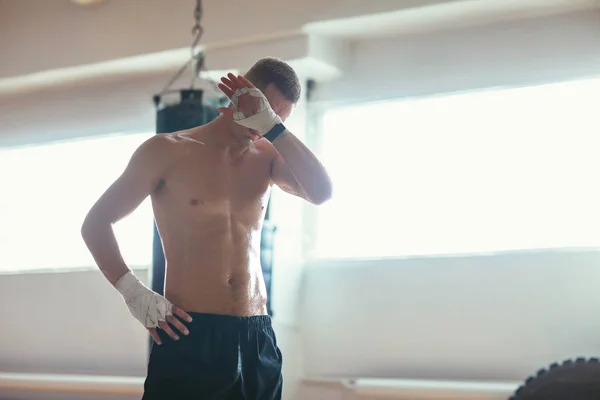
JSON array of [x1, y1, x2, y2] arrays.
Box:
[[81, 58, 332, 399]]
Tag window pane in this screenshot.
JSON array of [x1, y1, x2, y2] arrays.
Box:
[[314, 78, 600, 259], [0, 133, 154, 272]]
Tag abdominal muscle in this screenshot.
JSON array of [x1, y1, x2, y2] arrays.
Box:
[[159, 214, 269, 316]]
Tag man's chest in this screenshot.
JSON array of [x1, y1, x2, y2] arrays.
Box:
[[158, 147, 273, 210]]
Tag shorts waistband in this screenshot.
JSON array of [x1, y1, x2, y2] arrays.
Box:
[[184, 312, 272, 331]]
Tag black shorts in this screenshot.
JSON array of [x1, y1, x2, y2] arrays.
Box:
[[142, 313, 283, 400]]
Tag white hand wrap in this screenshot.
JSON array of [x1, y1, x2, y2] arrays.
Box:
[[230, 88, 282, 135], [115, 272, 172, 328]]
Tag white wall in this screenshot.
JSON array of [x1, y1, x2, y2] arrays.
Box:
[[314, 9, 600, 105], [302, 251, 600, 381], [298, 9, 600, 397], [0, 269, 149, 377], [0, 0, 413, 79]]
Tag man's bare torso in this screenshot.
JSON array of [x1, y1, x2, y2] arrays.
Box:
[[151, 129, 276, 316]]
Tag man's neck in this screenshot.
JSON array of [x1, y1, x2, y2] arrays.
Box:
[[190, 116, 251, 149]]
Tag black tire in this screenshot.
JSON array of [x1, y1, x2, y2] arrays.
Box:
[[510, 357, 600, 400]]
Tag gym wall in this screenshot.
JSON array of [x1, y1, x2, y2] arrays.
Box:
[[302, 8, 600, 383], [1, 2, 600, 400]]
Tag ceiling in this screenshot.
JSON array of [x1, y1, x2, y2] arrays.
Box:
[[305, 0, 600, 39]]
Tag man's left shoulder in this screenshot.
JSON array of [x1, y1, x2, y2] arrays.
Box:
[[251, 138, 276, 161], [255, 138, 278, 155]]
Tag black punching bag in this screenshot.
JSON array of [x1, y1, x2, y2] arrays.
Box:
[[261, 200, 276, 317], [151, 90, 220, 296]]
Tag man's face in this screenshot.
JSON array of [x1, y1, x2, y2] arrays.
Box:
[[233, 83, 296, 143]]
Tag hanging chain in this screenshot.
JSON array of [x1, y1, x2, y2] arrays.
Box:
[[190, 0, 205, 87], [191, 0, 203, 58], [157, 0, 205, 96], [192, 0, 203, 37]]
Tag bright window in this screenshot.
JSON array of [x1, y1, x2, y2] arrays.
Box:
[[313, 77, 600, 260], [0, 133, 154, 272]]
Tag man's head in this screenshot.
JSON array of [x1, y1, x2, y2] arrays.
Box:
[[244, 57, 301, 122]]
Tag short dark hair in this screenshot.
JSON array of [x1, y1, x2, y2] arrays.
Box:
[[244, 57, 301, 103]]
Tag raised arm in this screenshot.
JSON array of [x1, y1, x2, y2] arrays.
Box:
[[81, 135, 168, 285], [269, 134, 332, 205], [217, 73, 333, 205]]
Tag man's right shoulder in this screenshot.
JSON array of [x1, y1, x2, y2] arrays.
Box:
[[127, 134, 183, 175], [136, 133, 180, 157], [143, 132, 177, 148]]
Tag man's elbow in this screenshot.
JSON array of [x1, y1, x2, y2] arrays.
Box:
[[80, 214, 96, 243], [309, 182, 333, 205], [80, 211, 108, 243]]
